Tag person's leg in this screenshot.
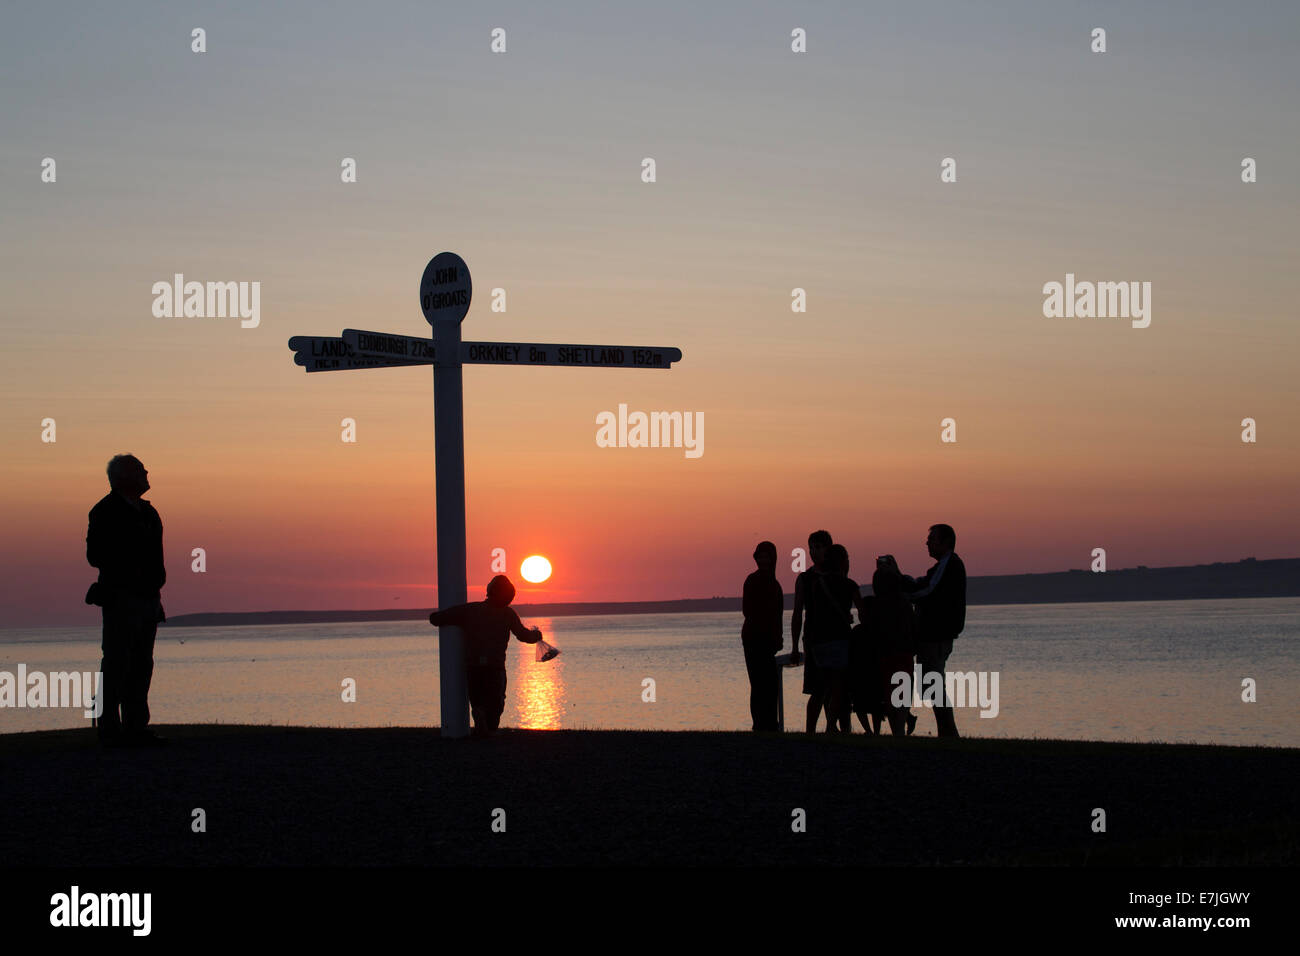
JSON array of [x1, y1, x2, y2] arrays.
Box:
[[824, 672, 846, 732], [866, 662, 888, 734], [465, 665, 487, 734], [918, 641, 957, 737], [884, 705, 902, 736], [916, 642, 938, 735], [852, 702, 872, 734], [771, 654, 785, 731], [884, 667, 907, 735], [742, 642, 765, 731], [803, 653, 823, 733], [850, 674, 873, 734], [805, 692, 823, 734], [885, 654, 918, 735], [899, 655, 918, 734], [98, 594, 129, 740], [839, 681, 853, 732], [833, 646, 853, 731], [484, 667, 507, 733], [933, 640, 958, 737], [759, 650, 780, 731], [937, 708, 958, 737], [123, 596, 157, 735], [822, 685, 837, 732]]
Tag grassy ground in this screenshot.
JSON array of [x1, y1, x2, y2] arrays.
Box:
[[2, 724, 1296, 866]]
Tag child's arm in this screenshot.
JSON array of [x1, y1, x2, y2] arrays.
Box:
[[508, 609, 542, 643]]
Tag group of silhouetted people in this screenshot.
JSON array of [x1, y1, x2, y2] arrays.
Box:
[[86, 450, 966, 744], [742, 525, 966, 737]]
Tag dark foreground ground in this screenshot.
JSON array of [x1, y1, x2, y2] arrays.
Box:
[[2, 725, 1296, 866]]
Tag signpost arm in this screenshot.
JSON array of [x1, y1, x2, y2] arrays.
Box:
[[433, 319, 470, 738]]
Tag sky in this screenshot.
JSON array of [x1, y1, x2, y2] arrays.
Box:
[[2, 1, 1298, 626]]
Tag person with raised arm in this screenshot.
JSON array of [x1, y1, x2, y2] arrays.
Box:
[[429, 574, 543, 737]]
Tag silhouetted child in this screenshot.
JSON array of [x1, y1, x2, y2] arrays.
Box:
[[848, 592, 876, 733], [428, 574, 542, 737], [866, 566, 918, 735]]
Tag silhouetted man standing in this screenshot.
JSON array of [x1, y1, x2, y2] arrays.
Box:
[[428, 574, 542, 737], [888, 524, 965, 737], [741, 540, 783, 731], [87, 454, 166, 746]]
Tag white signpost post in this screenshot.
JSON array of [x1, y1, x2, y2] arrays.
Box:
[[288, 252, 683, 737]]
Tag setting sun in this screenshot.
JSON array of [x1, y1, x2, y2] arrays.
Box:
[[520, 555, 553, 584]]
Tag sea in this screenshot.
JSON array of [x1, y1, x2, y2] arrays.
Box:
[[2, 598, 1297, 746]]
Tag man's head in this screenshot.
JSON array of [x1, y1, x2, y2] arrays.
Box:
[[486, 574, 517, 607], [926, 524, 956, 559], [825, 543, 849, 577], [107, 454, 149, 498], [752, 540, 777, 571], [808, 530, 832, 567]]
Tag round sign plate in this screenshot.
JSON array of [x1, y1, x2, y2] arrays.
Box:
[[419, 252, 472, 325]]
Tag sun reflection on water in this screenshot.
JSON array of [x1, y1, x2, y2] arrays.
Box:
[[512, 618, 566, 729]]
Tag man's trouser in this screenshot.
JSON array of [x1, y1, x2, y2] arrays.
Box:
[[466, 664, 508, 733], [916, 639, 959, 737], [99, 591, 158, 738], [742, 641, 780, 731]]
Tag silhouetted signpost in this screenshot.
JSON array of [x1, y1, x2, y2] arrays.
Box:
[[288, 252, 683, 737]]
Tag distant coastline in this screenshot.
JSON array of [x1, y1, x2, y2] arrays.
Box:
[[160, 557, 1300, 628]]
